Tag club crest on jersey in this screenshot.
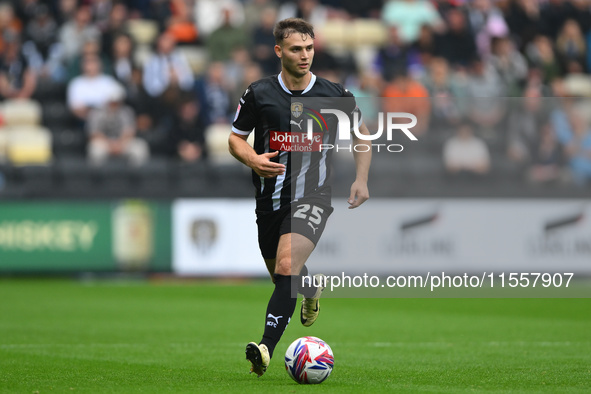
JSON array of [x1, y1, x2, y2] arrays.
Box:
[[291, 102, 304, 118]]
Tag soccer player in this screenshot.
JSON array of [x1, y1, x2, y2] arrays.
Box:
[[229, 17, 371, 377]]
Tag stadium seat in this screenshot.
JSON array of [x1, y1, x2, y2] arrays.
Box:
[[564, 74, 591, 97], [91, 158, 135, 196], [208, 162, 258, 197], [127, 19, 159, 45], [51, 128, 87, 157], [177, 46, 210, 75], [53, 156, 95, 196], [2, 99, 42, 127], [172, 161, 212, 196], [42, 102, 75, 130], [130, 157, 171, 197], [6, 125, 52, 165], [352, 19, 388, 47], [318, 19, 387, 50], [12, 165, 57, 196], [33, 78, 67, 103], [206, 123, 247, 164]]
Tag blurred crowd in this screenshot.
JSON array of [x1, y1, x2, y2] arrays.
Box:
[[0, 0, 590, 191]]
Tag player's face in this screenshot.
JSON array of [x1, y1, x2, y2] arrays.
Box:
[[275, 33, 314, 78]]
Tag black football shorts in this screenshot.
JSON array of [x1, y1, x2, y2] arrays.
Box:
[[256, 200, 334, 260]]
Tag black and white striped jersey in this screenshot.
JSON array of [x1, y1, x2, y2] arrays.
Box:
[[232, 72, 359, 212]]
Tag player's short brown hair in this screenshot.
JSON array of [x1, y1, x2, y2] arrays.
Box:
[[273, 18, 315, 45]]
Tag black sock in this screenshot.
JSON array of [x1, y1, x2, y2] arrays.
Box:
[[298, 265, 318, 298], [259, 274, 297, 358]]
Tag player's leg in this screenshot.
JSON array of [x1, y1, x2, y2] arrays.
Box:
[[246, 211, 282, 376], [246, 203, 330, 376], [287, 202, 332, 327], [263, 259, 276, 282], [258, 233, 314, 361], [275, 232, 314, 276]]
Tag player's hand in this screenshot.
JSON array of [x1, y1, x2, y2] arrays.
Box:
[[251, 151, 286, 178], [348, 180, 369, 209]]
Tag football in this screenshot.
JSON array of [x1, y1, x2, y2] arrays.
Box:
[[284, 336, 334, 384]]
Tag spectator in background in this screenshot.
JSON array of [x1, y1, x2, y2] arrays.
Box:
[[100, 3, 129, 58], [24, 4, 57, 61], [373, 26, 410, 82], [443, 119, 491, 179], [252, 6, 279, 76], [0, 3, 22, 54], [568, 0, 591, 35], [165, 0, 198, 44], [277, 0, 328, 27], [381, 0, 442, 44], [54, 0, 78, 26], [66, 38, 112, 81], [206, 7, 249, 62], [195, 61, 232, 125], [506, 87, 548, 165], [244, 0, 277, 33], [13, 0, 40, 26], [540, 0, 579, 39], [555, 19, 587, 73], [142, 32, 194, 120], [225, 47, 253, 100], [466, 0, 509, 58], [526, 35, 562, 84], [504, 0, 543, 51], [434, 8, 478, 69], [421, 57, 466, 132], [564, 104, 591, 186], [0, 33, 36, 99], [232, 61, 263, 106], [110, 34, 142, 108], [527, 123, 563, 184], [466, 56, 505, 97], [169, 97, 207, 162], [67, 54, 121, 121], [412, 24, 437, 68], [465, 57, 505, 130], [136, 0, 171, 30], [489, 36, 528, 96], [22, 4, 64, 83], [87, 85, 149, 167], [345, 71, 381, 131], [90, 0, 113, 31], [58, 5, 100, 62], [309, 34, 341, 82], [339, 0, 383, 19], [523, 67, 552, 97], [382, 67, 430, 136], [194, 0, 245, 38]]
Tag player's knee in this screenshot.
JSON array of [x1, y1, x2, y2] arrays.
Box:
[[274, 257, 292, 275]]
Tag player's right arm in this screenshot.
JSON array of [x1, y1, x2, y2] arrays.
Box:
[[229, 85, 285, 178], [228, 133, 285, 178]]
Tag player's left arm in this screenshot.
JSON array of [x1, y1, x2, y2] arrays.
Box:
[[348, 122, 371, 209]]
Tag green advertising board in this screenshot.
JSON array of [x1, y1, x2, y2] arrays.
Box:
[[0, 201, 171, 272]]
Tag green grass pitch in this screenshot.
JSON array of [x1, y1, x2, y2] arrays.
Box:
[[0, 279, 589, 393]]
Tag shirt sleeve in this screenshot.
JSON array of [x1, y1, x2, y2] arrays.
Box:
[[232, 85, 257, 136], [342, 86, 363, 131]]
